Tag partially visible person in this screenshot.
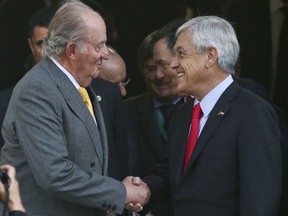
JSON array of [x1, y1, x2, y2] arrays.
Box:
[[0, 164, 26, 216], [234, 77, 288, 216], [139, 16, 282, 216], [97, 0, 187, 97], [25, 5, 58, 71], [0, 0, 47, 91], [0, 87, 13, 150], [98, 46, 130, 97], [124, 19, 186, 216], [1, 2, 149, 215], [225, 0, 288, 115], [0, 3, 140, 197], [0, 0, 65, 91], [0, 4, 142, 215], [91, 47, 141, 184], [0, 6, 56, 150]]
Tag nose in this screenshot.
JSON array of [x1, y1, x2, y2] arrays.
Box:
[[155, 68, 165, 79], [101, 44, 110, 60], [170, 58, 179, 70]]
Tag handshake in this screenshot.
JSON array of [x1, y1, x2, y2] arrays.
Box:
[[123, 176, 151, 213]]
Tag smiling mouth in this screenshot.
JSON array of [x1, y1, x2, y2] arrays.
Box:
[[177, 71, 184, 77]]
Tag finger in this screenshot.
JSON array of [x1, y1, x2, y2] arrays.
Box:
[[125, 202, 133, 209], [132, 203, 143, 212], [132, 176, 141, 185], [0, 164, 15, 178], [125, 203, 143, 212], [129, 203, 142, 211]]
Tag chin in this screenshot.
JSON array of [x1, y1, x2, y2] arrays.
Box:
[[92, 71, 100, 79]]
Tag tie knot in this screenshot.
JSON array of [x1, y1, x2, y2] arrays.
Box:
[[78, 87, 90, 100], [192, 103, 202, 119]]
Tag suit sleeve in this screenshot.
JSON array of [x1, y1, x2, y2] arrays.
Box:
[[238, 100, 282, 216]]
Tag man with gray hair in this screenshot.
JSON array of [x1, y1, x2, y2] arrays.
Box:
[[0, 1, 150, 216], [137, 16, 282, 216]]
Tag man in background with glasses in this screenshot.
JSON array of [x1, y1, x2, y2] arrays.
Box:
[[124, 19, 187, 216], [98, 46, 131, 97]]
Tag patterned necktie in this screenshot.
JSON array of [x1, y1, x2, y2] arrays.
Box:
[[78, 87, 95, 119], [183, 103, 202, 171]]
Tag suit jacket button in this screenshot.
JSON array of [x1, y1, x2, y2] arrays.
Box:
[[90, 162, 95, 167]]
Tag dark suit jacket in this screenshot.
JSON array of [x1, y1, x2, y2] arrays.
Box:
[[236, 77, 288, 216], [124, 92, 185, 216], [144, 82, 282, 216], [124, 92, 168, 176], [91, 79, 140, 180]]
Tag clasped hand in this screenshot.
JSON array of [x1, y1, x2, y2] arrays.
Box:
[[123, 176, 151, 212]]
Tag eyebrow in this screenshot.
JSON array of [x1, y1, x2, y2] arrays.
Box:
[[174, 45, 184, 52], [154, 59, 170, 65]]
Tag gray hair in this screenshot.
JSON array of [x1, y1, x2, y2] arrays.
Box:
[[42, 1, 99, 59], [176, 16, 239, 74]]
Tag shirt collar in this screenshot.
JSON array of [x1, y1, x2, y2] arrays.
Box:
[[197, 75, 233, 118], [50, 56, 80, 89]]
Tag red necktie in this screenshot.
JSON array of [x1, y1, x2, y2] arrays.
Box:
[[184, 103, 202, 171]]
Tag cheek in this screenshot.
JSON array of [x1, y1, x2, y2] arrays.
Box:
[[181, 59, 193, 75], [168, 70, 179, 85], [35, 47, 42, 56], [144, 76, 154, 85]]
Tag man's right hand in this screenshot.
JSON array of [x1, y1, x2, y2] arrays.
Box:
[[122, 176, 151, 212]]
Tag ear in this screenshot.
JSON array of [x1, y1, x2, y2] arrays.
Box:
[[27, 38, 35, 55], [66, 42, 77, 60], [206, 47, 218, 67]]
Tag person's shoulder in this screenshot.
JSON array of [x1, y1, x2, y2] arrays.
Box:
[[231, 81, 275, 112], [235, 78, 271, 102]]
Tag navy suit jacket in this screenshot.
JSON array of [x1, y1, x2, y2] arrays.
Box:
[[144, 82, 282, 216], [124, 92, 166, 176]]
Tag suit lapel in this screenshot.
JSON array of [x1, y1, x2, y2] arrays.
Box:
[[170, 100, 194, 187], [138, 93, 165, 157], [44, 58, 105, 171], [183, 82, 239, 175], [88, 86, 108, 175]]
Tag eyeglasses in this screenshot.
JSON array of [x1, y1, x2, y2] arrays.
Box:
[[120, 77, 131, 87]]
